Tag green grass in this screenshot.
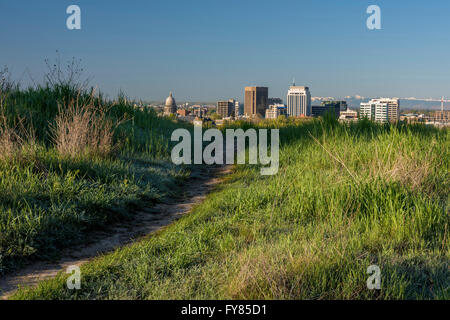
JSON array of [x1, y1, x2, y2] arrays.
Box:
[[11, 119, 449, 299], [0, 83, 192, 274]]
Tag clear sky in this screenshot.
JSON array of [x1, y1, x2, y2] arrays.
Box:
[[1, 0, 450, 102]]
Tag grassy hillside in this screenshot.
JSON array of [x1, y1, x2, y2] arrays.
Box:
[[0, 72, 191, 274], [12, 118, 449, 299]]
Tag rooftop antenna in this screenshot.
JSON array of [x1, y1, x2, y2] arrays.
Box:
[[292, 78, 295, 86]]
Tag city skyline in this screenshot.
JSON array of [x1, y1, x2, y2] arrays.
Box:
[[2, 0, 450, 101]]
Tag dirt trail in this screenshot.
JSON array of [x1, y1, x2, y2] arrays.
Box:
[[0, 165, 232, 299]]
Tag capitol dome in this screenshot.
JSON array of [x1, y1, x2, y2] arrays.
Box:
[[164, 92, 177, 115], [165, 92, 176, 107]]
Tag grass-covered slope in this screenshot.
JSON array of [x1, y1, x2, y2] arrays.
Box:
[[0, 82, 190, 274], [13, 119, 449, 299]]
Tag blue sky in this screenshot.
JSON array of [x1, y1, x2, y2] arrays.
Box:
[[1, 0, 450, 102]]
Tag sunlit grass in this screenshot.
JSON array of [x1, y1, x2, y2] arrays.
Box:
[[12, 118, 449, 299]]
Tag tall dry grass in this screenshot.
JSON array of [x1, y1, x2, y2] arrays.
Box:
[[0, 68, 15, 159], [51, 94, 119, 158], [0, 114, 36, 161], [0, 118, 17, 160]]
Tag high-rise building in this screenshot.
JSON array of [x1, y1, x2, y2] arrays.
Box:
[[375, 98, 399, 122], [360, 102, 375, 121], [244, 86, 268, 117], [312, 105, 339, 118], [360, 101, 379, 121], [287, 86, 311, 117], [360, 98, 400, 123], [321, 100, 347, 111], [374, 102, 389, 123], [311, 101, 346, 118], [234, 100, 243, 117], [217, 100, 234, 118]]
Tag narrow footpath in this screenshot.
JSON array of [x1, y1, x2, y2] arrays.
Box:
[[0, 165, 232, 299]]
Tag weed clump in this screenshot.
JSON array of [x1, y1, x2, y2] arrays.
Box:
[[51, 95, 118, 158]]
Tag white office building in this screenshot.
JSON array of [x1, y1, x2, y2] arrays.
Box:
[[376, 98, 400, 122], [287, 86, 311, 117], [360, 102, 376, 121], [360, 98, 400, 123]]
